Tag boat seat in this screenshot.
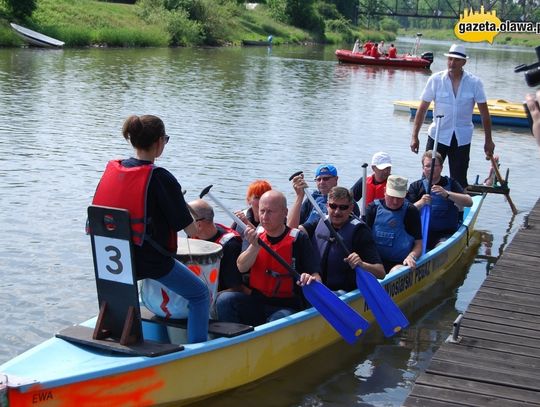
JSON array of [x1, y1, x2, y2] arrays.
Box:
[[140, 307, 254, 338], [56, 205, 182, 357]]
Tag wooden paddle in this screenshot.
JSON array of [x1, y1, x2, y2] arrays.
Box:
[[289, 173, 408, 337], [420, 114, 444, 256], [199, 185, 369, 344], [487, 155, 518, 215]]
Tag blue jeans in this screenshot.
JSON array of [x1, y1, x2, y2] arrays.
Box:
[[157, 260, 209, 343]]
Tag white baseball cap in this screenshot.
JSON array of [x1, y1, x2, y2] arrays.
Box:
[[371, 151, 392, 170]]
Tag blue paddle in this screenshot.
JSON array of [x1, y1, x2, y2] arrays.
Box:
[[420, 115, 444, 256], [291, 173, 408, 337], [200, 185, 369, 344]]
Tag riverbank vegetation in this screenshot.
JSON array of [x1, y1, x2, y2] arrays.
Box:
[[0, 0, 396, 47], [0, 0, 537, 48]]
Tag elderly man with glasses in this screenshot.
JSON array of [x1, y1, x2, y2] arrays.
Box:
[[406, 150, 472, 251], [300, 186, 385, 292]]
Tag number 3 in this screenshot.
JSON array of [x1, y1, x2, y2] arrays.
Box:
[[105, 245, 123, 274]]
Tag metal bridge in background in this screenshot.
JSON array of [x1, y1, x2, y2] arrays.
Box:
[[358, 0, 531, 21]]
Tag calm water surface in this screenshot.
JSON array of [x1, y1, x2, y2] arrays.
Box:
[[1, 40, 539, 406]]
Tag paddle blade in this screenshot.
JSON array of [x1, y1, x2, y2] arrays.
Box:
[[420, 204, 431, 256], [355, 268, 409, 337], [303, 281, 369, 344]]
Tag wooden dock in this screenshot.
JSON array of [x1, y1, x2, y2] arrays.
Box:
[[404, 198, 540, 406]]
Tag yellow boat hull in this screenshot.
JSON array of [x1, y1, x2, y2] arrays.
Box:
[[2, 196, 485, 406]]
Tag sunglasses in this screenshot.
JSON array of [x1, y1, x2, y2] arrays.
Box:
[[315, 176, 334, 182], [162, 135, 170, 144], [328, 203, 350, 210]]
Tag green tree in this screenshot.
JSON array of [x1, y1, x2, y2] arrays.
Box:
[[3, 0, 36, 19]]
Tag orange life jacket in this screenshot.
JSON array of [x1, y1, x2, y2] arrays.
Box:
[[249, 228, 299, 298], [365, 175, 387, 206]]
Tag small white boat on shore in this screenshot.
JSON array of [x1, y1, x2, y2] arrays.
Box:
[[10, 23, 64, 48]]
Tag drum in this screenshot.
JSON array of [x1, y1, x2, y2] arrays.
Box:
[[141, 237, 223, 319]]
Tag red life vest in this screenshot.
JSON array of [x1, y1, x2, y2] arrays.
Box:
[[92, 160, 153, 246], [249, 228, 299, 298], [365, 175, 387, 206], [213, 223, 242, 246]]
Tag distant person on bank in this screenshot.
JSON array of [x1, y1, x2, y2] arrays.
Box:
[[410, 43, 496, 188]]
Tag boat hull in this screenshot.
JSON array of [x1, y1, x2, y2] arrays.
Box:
[[10, 23, 64, 48], [335, 49, 432, 69], [1, 196, 484, 406], [394, 99, 529, 128]]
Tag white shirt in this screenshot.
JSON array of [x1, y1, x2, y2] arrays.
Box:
[[420, 69, 487, 146]]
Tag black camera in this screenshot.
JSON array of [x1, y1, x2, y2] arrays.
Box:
[[515, 45, 540, 87]]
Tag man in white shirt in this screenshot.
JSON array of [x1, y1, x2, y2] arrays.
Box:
[[410, 43, 496, 188]]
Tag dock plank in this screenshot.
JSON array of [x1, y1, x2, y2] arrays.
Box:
[[403, 198, 540, 406], [407, 383, 536, 406], [413, 375, 540, 405]]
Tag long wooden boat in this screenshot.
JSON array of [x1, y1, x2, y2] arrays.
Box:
[[394, 99, 528, 128], [10, 23, 64, 48], [335, 49, 433, 69], [0, 195, 485, 406]]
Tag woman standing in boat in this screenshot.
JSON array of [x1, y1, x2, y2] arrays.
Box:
[[92, 114, 209, 343]]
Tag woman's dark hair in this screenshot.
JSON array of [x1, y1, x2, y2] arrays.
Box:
[[122, 115, 165, 150]]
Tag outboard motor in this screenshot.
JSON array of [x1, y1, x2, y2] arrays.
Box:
[[421, 51, 434, 67]]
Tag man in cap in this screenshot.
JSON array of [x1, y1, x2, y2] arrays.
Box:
[[288, 164, 359, 229], [351, 151, 392, 207], [410, 43, 495, 188], [366, 175, 423, 273]]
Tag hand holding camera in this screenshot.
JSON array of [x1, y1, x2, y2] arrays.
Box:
[[516, 45, 540, 143], [525, 90, 540, 146]]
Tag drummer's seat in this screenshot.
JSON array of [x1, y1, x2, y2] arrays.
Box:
[[56, 205, 182, 357]]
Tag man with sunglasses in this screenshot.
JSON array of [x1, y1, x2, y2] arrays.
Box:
[[300, 187, 385, 292]]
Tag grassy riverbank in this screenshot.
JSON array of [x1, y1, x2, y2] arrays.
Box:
[[0, 0, 311, 47], [0, 0, 398, 48], [1, 0, 534, 49]]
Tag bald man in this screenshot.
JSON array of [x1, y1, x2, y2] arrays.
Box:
[[218, 190, 322, 326]]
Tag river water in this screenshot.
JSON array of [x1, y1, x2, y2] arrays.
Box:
[[1, 39, 539, 406]]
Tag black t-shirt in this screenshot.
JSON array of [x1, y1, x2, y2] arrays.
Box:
[[122, 158, 193, 279]]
